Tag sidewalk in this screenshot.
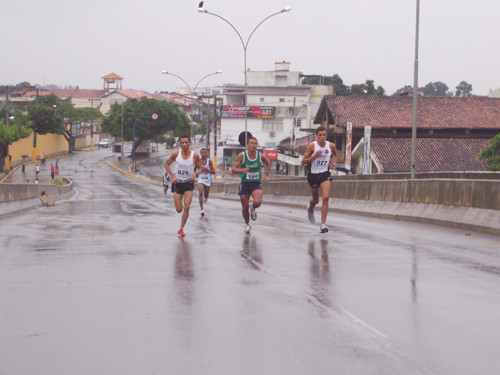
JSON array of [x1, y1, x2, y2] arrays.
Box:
[[1, 161, 56, 185]]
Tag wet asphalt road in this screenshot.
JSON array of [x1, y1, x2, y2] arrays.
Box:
[[1, 149, 500, 375]]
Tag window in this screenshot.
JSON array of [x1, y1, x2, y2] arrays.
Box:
[[279, 98, 285, 103], [293, 118, 302, 127], [263, 119, 283, 131], [260, 98, 265, 102]]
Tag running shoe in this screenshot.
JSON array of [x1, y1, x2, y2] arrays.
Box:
[[250, 204, 257, 221], [245, 224, 252, 234], [320, 224, 329, 233], [177, 228, 185, 237], [201, 210, 205, 216], [307, 208, 315, 223]]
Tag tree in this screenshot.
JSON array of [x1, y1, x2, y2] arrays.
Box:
[[348, 80, 386, 97], [478, 133, 500, 171], [393, 85, 414, 95], [455, 81, 473, 97], [63, 106, 102, 153], [301, 73, 349, 96], [375, 85, 386, 97], [0, 110, 31, 172], [101, 97, 190, 154], [27, 94, 62, 135], [26, 94, 101, 153], [423, 81, 449, 96], [328, 74, 349, 96]]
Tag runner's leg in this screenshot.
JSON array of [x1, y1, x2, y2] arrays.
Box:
[[251, 189, 263, 209], [173, 191, 183, 213], [181, 191, 193, 229], [240, 194, 250, 224], [204, 185, 210, 202], [197, 183, 204, 210], [319, 179, 331, 225], [309, 187, 319, 212]]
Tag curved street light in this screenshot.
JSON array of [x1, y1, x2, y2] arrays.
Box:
[[161, 69, 223, 142], [161, 70, 222, 97], [198, 4, 291, 145]]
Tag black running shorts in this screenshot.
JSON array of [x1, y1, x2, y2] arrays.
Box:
[[238, 181, 262, 196], [307, 171, 331, 188], [172, 181, 195, 195]]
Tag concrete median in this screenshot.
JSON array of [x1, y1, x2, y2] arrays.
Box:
[[0, 179, 74, 216], [210, 178, 500, 235]]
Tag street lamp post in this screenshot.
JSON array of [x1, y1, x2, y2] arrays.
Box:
[[198, 4, 291, 146], [411, 0, 420, 179], [161, 69, 222, 146]]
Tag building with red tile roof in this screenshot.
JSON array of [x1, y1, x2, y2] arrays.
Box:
[[299, 95, 500, 173]]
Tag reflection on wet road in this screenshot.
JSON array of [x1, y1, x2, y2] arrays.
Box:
[[1, 150, 500, 375]]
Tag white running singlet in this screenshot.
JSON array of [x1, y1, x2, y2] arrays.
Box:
[[197, 158, 212, 186], [173, 150, 195, 182], [310, 141, 332, 174]]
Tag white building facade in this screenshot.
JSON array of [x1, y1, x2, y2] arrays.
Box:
[[219, 62, 333, 173]]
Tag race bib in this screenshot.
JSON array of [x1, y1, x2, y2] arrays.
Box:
[[199, 174, 209, 180], [246, 172, 260, 180]]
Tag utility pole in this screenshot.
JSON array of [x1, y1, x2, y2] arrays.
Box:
[[33, 89, 39, 162], [213, 95, 218, 176], [4, 87, 10, 171], [88, 98, 101, 151], [121, 101, 125, 162], [205, 96, 211, 151], [411, 0, 420, 179], [4, 87, 9, 127]]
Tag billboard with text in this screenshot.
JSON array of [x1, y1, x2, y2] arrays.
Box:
[[222, 106, 274, 119]]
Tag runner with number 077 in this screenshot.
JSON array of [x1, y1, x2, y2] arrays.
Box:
[[301, 126, 337, 233]]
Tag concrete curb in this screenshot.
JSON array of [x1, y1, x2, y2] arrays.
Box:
[[106, 156, 500, 236], [209, 190, 500, 237], [104, 158, 151, 184], [0, 179, 76, 218]]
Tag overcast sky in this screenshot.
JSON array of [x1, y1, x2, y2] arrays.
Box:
[[2, 0, 499, 96]]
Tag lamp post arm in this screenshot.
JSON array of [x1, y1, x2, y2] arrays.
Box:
[[193, 71, 222, 94], [203, 11, 246, 51], [246, 10, 284, 48], [163, 71, 193, 96]]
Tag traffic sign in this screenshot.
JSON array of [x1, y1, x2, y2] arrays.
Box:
[[152, 113, 158, 120]]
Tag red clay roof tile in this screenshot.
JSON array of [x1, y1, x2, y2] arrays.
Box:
[[371, 138, 489, 172], [323, 96, 500, 129]]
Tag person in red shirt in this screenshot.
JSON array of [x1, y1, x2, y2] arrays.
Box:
[[50, 164, 55, 183]]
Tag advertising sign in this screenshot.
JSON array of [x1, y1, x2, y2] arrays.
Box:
[[263, 149, 278, 160], [225, 135, 240, 146], [222, 106, 274, 119]]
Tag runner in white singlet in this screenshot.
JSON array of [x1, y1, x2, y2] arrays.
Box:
[[164, 135, 200, 237], [196, 148, 215, 216], [301, 126, 337, 233]]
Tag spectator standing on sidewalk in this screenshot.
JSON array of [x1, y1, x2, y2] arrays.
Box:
[[50, 164, 55, 183]]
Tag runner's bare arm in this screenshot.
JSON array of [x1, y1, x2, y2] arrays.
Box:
[[261, 154, 271, 182], [301, 143, 321, 165], [192, 153, 201, 181], [231, 153, 249, 174], [164, 151, 179, 182], [329, 143, 338, 169], [208, 160, 216, 174]]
